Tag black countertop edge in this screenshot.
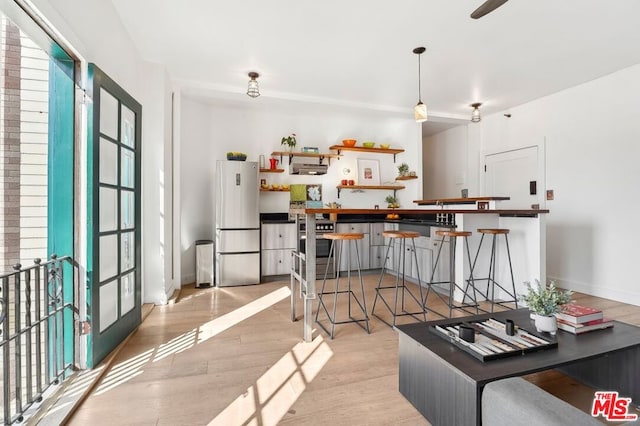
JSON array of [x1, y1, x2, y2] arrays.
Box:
[[499, 213, 539, 218], [261, 220, 295, 224], [260, 212, 291, 223]]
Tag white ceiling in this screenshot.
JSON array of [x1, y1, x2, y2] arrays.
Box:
[[111, 0, 640, 130]]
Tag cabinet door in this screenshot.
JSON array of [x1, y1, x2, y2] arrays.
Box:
[[429, 235, 450, 284], [413, 246, 433, 287], [370, 244, 393, 269], [262, 223, 297, 250], [337, 234, 370, 271], [262, 248, 293, 276], [336, 222, 369, 234], [370, 222, 386, 246]]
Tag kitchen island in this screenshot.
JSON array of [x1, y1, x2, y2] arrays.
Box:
[[292, 207, 549, 342]]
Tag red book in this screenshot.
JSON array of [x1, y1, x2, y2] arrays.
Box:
[[557, 317, 614, 334], [555, 303, 603, 324]]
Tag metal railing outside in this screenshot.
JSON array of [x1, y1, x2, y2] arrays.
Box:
[[0, 254, 74, 425]]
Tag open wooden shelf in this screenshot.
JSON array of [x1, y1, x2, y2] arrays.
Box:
[[260, 168, 285, 173], [271, 151, 340, 165], [260, 188, 290, 192], [329, 145, 405, 161], [395, 175, 418, 181], [336, 184, 405, 198]]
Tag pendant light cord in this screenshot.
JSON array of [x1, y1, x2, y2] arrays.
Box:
[[417, 53, 422, 103]]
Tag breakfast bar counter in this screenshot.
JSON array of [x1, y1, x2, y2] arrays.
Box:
[[292, 207, 549, 342]]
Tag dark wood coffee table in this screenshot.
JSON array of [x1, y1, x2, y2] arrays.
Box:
[[397, 309, 640, 426]]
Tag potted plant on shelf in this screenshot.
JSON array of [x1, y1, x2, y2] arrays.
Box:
[[397, 162, 410, 177], [281, 133, 297, 152], [520, 279, 572, 335], [385, 195, 400, 208]]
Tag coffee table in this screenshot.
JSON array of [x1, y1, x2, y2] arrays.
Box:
[[397, 309, 640, 426]]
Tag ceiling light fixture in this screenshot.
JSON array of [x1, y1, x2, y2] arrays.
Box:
[[247, 72, 260, 98], [413, 47, 427, 123], [470, 102, 482, 123]]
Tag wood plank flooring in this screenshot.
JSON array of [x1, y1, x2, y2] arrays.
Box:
[[66, 275, 640, 425]]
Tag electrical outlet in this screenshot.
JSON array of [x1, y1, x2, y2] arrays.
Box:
[[546, 190, 554, 200]]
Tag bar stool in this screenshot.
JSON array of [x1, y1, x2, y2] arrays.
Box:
[[372, 231, 427, 327], [315, 233, 369, 339], [469, 228, 518, 312], [427, 230, 479, 318]]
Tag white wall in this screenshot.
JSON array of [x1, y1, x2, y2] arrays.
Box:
[[423, 125, 468, 198], [425, 63, 640, 306], [180, 97, 422, 284]]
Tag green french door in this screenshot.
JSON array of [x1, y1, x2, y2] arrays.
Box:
[[87, 64, 142, 367]]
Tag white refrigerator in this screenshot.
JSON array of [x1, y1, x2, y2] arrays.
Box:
[[215, 160, 260, 286]]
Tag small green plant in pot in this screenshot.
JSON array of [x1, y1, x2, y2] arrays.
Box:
[[281, 133, 297, 151], [385, 195, 399, 208], [520, 279, 572, 334], [397, 162, 410, 177]]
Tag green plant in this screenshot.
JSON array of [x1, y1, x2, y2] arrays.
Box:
[[281, 133, 297, 149], [519, 280, 572, 316], [385, 195, 399, 208], [398, 162, 410, 176]]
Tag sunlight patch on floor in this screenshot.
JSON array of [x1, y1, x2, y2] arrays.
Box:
[[91, 287, 291, 395], [196, 286, 291, 344], [208, 335, 333, 426]]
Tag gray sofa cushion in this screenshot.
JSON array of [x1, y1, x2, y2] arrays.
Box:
[[482, 377, 602, 426]]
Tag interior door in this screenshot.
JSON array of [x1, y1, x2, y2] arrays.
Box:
[[484, 146, 539, 209], [87, 64, 142, 367]]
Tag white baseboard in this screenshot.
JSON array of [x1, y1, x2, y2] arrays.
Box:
[[548, 275, 640, 307]]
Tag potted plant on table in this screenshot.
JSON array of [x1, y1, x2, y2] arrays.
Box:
[[520, 279, 572, 335]]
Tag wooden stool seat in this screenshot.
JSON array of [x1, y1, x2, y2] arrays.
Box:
[[435, 230, 472, 238], [323, 233, 364, 240], [477, 228, 510, 235], [382, 231, 421, 239]]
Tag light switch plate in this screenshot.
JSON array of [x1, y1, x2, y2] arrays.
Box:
[[546, 190, 554, 200]]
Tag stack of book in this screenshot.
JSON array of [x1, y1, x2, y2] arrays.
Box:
[[555, 303, 614, 334]]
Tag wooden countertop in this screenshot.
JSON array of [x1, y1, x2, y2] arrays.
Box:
[[413, 196, 510, 205], [296, 208, 549, 215]]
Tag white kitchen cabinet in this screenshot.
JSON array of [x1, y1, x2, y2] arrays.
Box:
[[336, 223, 370, 271], [370, 244, 393, 269], [261, 222, 297, 249], [370, 222, 386, 246], [261, 222, 297, 277], [261, 248, 292, 276]]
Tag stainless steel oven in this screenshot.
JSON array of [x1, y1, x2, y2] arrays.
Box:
[[299, 219, 336, 279]]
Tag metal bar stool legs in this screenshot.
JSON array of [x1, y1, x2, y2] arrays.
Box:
[[426, 230, 480, 318], [469, 229, 518, 313], [372, 231, 427, 328], [315, 233, 369, 339]]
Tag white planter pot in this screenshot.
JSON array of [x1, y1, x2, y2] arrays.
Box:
[[533, 314, 557, 335]]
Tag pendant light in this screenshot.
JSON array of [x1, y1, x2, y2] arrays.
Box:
[[247, 72, 260, 98], [470, 102, 482, 123], [413, 47, 428, 123]]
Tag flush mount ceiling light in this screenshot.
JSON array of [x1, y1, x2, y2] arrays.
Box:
[[413, 47, 428, 123], [470, 102, 482, 123], [247, 72, 260, 98]]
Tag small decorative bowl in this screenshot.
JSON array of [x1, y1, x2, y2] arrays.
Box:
[[379, 144, 390, 149], [342, 139, 357, 147], [362, 142, 376, 148]]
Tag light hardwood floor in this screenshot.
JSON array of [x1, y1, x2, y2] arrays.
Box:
[[67, 275, 640, 425]]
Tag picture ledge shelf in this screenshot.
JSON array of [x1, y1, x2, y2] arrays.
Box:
[[335, 184, 405, 198]]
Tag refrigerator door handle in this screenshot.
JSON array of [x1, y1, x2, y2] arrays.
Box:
[[236, 173, 241, 186]]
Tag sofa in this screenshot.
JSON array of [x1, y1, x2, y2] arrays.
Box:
[[482, 377, 602, 426]]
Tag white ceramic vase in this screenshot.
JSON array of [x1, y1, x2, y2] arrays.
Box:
[[534, 314, 557, 335]]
